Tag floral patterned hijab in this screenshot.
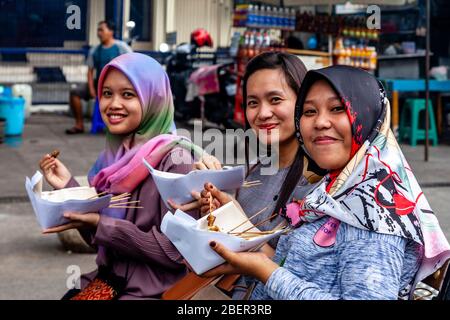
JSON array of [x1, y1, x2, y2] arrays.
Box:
[[283, 65, 450, 292]]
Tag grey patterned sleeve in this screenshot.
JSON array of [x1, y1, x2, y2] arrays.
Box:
[[263, 238, 406, 300], [116, 40, 133, 54]]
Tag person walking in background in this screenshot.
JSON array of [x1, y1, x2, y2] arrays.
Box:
[[66, 20, 132, 135]]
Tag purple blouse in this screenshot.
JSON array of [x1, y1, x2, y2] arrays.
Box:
[[65, 147, 196, 299]]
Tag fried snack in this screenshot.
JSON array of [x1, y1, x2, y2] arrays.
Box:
[[208, 225, 220, 232], [50, 149, 60, 158], [207, 194, 219, 232], [207, 213, 216, 227]]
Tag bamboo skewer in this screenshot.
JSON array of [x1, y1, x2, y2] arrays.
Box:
[[88, 191, 108, 200], [242, 180, 263, 188], [242, 183, 263, 188], [111, 193, 131, 201], [236, 230, 275, 235], [235, 224, 286, 239], [226, 206, 268, 234], [110, 198, 135, 204], [111, 197, 132, 203], [109, 200, 140, 206], [244, 180, 261, 184], [231, 213, 279, 236], [109, 206, 144, 209], [86, 191, 143, 209], [207, 193, 219, 232]]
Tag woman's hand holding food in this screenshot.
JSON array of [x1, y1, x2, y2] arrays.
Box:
[[42, 212, 100, 234], [200, 183, 233, 216], [201, 241, 279, 284], [39, 151, 72, 189], [167, 191, 202, 212], [194, 153, 222, 171]]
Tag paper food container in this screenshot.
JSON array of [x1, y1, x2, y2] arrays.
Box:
[[161, 201, 285, 275], [143, 158, 245, 208], [25, 171, 111, 229]]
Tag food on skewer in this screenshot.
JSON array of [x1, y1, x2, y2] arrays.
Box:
[[207, 193, 220, 232], [50, 149, 60, 158]]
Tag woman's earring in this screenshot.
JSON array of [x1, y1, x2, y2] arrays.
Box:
[[296, 131, 303, 144]]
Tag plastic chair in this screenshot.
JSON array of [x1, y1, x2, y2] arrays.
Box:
[[90, 98, 105, 134], [399, 98, 438, 147]]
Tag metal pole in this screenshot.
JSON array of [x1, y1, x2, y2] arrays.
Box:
[[425, 0, 430, 161]]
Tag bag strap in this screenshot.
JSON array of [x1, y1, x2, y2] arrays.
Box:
[[162, 272, 218, 300], [216, 274, 241, 292]]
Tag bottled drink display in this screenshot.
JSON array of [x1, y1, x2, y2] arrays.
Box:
[[296, 12, 379, 40], [233, 4, 296, 30], [233, 4, 379, 73], [333, 38, 377, 70]]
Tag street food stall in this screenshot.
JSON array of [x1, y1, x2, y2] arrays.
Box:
[[231, 0, 449, 159]]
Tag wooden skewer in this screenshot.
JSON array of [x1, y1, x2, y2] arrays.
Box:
[[109, 200, 140, 206], [243, 181, 262, 185], [209, 193, 213, 214], [242, 182, 263, 188], [244, 180, 261, 184], [111, 197, 131, 203], [233, 213, 278, 236], [207, 193, 216, 228], [243, 180, 263, 186], [110, 197, 133, 203], [109, 206, 144, 209], [236, 230, 275, 235], [112, 192, 131, 197], [226, 206, 268, 234], [236, 224, 287, 239], [88, 191, 108, 200], [111, 193, 131, 200]]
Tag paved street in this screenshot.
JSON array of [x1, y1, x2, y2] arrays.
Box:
[[1, 113, 449, 299]]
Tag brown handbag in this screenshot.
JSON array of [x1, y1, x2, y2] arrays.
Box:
[[162, 272, 241, 300]]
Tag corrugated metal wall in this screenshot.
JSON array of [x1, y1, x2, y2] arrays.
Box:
[[173, 0, 233, 48]]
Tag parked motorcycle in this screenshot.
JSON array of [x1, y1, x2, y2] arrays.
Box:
[[164, 29, 241, 129]]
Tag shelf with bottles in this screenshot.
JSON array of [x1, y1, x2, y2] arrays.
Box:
[[233, 3, 296, 31], [237, 29, 286, 58], [296, 12, 379, 42], [332, 37, 377, 71]]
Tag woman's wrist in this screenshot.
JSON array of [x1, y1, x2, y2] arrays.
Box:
[[254, 256, 280, 284]]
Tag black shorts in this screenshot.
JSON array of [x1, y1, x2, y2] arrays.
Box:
[[70, 83, 92, 101]]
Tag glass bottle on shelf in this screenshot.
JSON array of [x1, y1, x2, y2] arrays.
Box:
[[369, 47, 377, 70], [254, 5, 261, 28], [247, 5, 255, 27], [263, 31, 271, 51], [291, 9, 297, 31], [255, 30, 263, 56], [268, 6, 275, 29], [248, 30, 256, 58], [282, 8, 289, 30]]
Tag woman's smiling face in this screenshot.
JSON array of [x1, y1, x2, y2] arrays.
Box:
[[100, 68, 142, 135], [245, 68, 298, 146], [300, 79, 352, 171]]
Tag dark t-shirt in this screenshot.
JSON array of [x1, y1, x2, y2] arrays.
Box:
[[86, 40, 132, 87]]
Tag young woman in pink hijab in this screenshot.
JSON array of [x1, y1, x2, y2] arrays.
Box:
[[39, 53, 201, 299]]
